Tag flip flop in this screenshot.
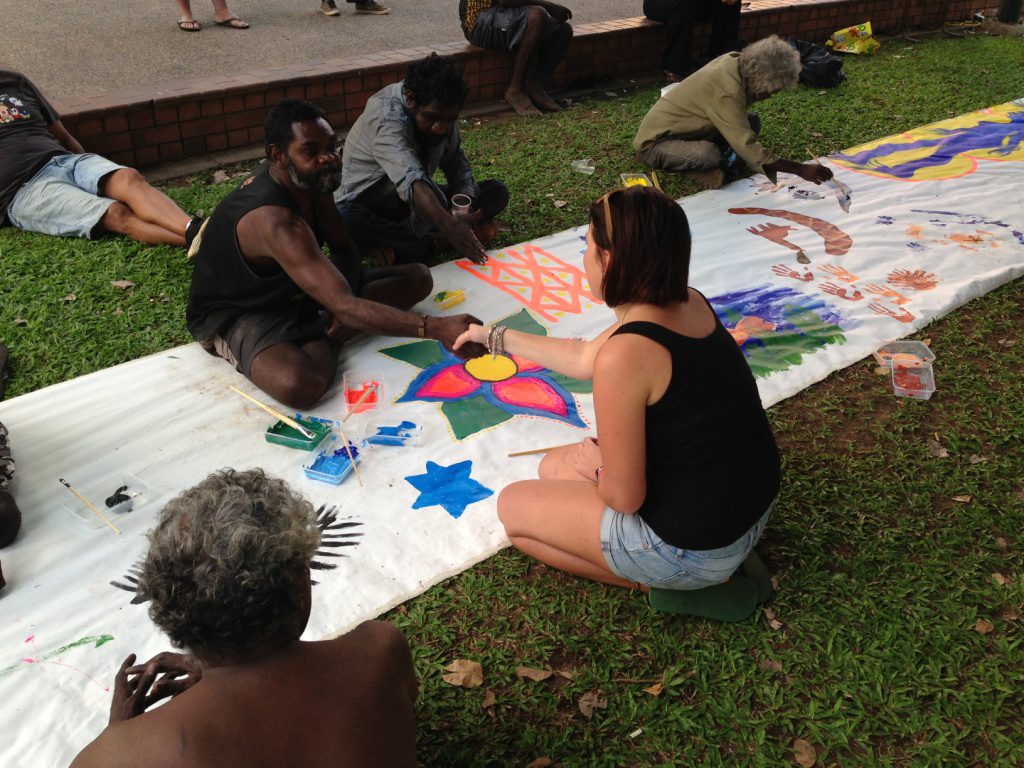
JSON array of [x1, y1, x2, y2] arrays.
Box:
[[178, 19, 201, 31], [214, 16, 250, 29]]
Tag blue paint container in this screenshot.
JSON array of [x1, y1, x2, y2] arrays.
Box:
[[302, 438, 363, 485]]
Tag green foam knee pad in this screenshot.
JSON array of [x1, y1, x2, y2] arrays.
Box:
[[648, 576, 760, 622]]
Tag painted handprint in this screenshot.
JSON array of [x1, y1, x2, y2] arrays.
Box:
[[887, 268, 938, 291], [771, 264, 813, 282], [747, 222, 801, 251], [819, 264, 860, 283], [869, 303, 915, 323], [865, 284, 911, 305], [819, 282, 864, 301]]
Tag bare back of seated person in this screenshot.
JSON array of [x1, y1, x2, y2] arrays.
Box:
[[72, 623, 418, 768], [71, 469, 419, 768]]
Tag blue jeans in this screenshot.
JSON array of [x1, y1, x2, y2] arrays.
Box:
[[600, 502, 773, 589], [7, 153, 124, 238]]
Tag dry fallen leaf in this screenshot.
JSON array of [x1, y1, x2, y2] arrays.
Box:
[[441, 659, 483, 688], [1001, 607, 1021, 621], [578, 690, 608, 719], [874, 366, 890, 375], [13, 317, 27, 326], [113, 308, 124, 316], [922, 338, 931, 345], [516, 666, 553, 682], [527, 759, 552, 768], [969, 454, 990, 465], [771, 575, 780, 592], [554, 668, 574, 681], [642, 683, 663, 696], [952, 495, 972, 504], [481, 689, 496, 709], [974, 619, 995, 635], [759, 658, 783, 673], [763, 606, 783, 630], [63, 293, 77, 303], [793, 738, 817, 767], [927, 439, 949, 458], [992, 572, 1007, 586], [553, 200, 567, 209], [995, 537, 1009, 551], [110, 279, 135, 290], [212, 169, 230, 183]]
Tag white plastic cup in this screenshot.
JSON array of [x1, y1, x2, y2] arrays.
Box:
[[451, 194, 473, 217]]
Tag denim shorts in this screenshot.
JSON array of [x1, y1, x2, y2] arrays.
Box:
[[600, 502, 773, 589], [7, 153, 124, 238]]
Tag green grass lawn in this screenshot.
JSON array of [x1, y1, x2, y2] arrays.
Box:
[[2, 33, 1023, 767]]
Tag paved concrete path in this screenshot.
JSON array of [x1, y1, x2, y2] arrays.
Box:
[[4, 0, 646, 100]]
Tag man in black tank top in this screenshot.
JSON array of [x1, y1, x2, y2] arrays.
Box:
[[187, 99, 484, 409]]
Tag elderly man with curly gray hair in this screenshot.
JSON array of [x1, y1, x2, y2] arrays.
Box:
[[71, 469, 419, 768], [633, 35, 833, 190]]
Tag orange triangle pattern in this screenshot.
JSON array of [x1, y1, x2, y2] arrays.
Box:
[[457, 244, 602, 321]]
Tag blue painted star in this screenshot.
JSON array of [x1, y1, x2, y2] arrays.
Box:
[[404, 460, 493, 519]]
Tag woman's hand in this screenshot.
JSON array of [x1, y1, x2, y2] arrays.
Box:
[[453, 323, 489, 351], [573, 437, 603, 482]]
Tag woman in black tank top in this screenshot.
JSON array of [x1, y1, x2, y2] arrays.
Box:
[[454, 187, 779, 610]]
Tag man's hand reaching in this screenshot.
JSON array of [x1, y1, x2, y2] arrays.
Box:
[[447, 211, 488, 265], [429, 314, 487, 359]]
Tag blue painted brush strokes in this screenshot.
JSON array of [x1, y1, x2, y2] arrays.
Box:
[[405, 460, 493, 519]]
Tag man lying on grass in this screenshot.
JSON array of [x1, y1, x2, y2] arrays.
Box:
[[71, 468, 419, 768], [0, 69, 199, 247], [187, 98, 482, 409]]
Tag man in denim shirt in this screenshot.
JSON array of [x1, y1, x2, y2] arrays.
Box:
[[335, 54, 508, 265]]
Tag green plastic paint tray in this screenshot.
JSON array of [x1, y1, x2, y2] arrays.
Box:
[[264, 417, 332, 451]]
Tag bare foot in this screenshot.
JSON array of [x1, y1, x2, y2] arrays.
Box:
[[525, 81, 562, 112], [504, 85, 541, 118]]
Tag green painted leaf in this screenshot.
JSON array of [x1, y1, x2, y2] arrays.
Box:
[[380, 339, 444, 370], [496, 308, 547, 336], [441, 396, 511, 440]]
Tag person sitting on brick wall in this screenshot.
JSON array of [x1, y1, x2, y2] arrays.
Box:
[[458, 0, 573, 117], [643, 0, 743, 82], [70, 468, 419, 768], [633, 36, 833, 190], [188, 97, 484, 409], [0, 69, 200, 247], [336, 53, 509, 266]]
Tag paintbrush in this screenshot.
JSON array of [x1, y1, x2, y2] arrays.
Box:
[[807, 150, 851, 213], [333, 424, 364, 487], [229, 385, 316, 439], [59, 478, 121, 534], [341, 382, 378, 423], [507, 445, 561, 458]]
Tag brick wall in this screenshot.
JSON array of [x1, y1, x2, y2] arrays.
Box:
[[57, 0, 977, 170]]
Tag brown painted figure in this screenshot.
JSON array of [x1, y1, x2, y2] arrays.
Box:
[[71, 468, 419, 768], [187, 98, 483, 409]]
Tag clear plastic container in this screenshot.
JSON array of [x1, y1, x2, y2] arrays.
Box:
[[571, 158, 596, 174], [264, 417, 332, 451], [363, 419, 423, 447], [891, 361, 936, 400], [873, 340, 936, 369], [61, 472, 151, 530], [342, 372, 383, 416], [302, 436, 364, 485], [432, 288, 466, 310], [620, 173, 652, 188]]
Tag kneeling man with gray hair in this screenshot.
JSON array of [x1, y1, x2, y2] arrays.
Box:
[[72, 469, 419, 768], [633, 35, 833, 189]]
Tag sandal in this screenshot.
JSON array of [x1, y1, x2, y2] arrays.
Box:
[[178, 18, 201, 31], [214, 16, 250, 29]]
